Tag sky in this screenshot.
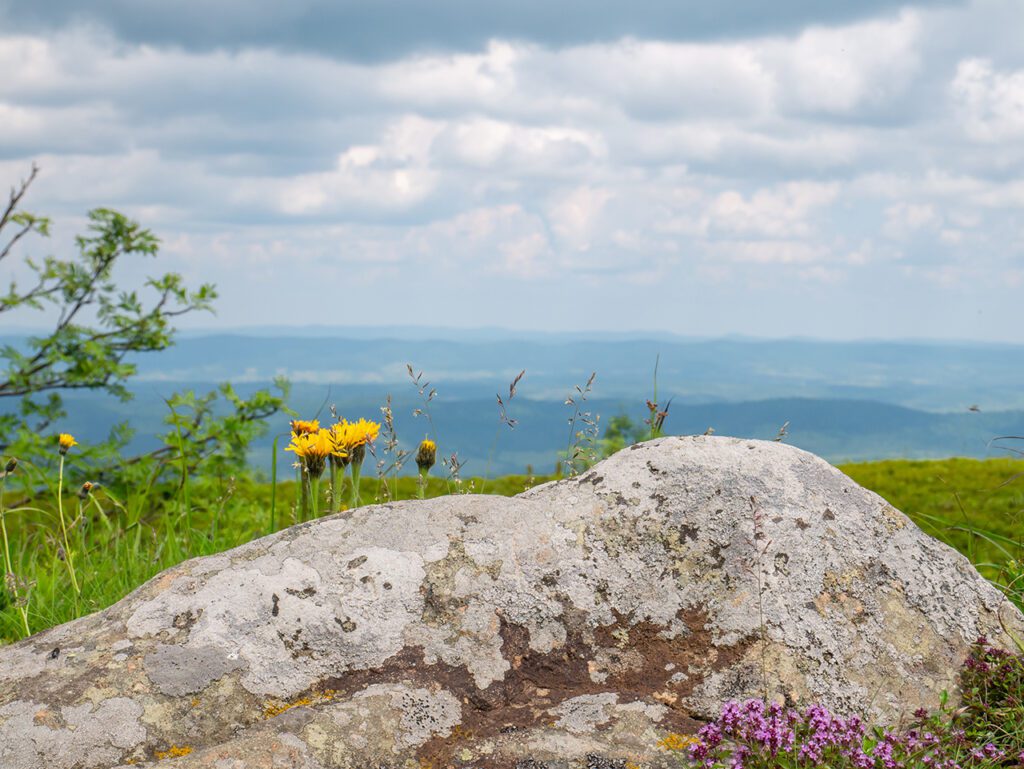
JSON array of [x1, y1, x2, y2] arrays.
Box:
[[2, 0, 1024, 341]]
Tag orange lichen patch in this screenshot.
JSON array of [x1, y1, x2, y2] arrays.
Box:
[[263, 696, 312, 718], [262, 688, 337, 718], [626, 763, 643, 769], [658, 732, 700, 751], [155, 745, 193, 760]]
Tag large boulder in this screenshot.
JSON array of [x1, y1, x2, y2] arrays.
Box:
[[1, 436, 1021, 769]]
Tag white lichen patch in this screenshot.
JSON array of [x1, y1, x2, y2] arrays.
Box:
[[0, 698, 146, 769], [549, 693, 619, 734]]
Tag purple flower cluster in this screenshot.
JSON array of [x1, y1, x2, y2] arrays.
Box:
[[684, 699, 1010, 769]]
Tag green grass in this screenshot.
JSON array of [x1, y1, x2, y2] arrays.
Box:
[[2, 454, 1023, 644]]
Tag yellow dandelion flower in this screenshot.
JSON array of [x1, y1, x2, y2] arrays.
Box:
[[286, 428, 343, 478], [348, 418, 381, 446], [290, 419, 320, 436], [57, 433, 77, 455], [328, 419, 380, 469]]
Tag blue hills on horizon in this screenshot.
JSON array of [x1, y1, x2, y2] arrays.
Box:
[[4, 330, 1024, 475]]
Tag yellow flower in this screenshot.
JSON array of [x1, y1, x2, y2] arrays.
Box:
[[286, 430, 337, 459], [348, 418, 381, 446], [57, 433, 77, 455], [416, 439, 437, 472], [290, 419, 320, 436], [329, 419, 381, 454], [286, 428, 344, 477]]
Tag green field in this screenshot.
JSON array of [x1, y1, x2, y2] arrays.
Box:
[[1, 456, 1023, 644]]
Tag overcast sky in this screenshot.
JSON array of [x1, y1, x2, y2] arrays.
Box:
[[2, 0, 1023, 341]]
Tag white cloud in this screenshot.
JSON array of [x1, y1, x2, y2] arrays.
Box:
[[704, 181, 840, 238], [952, 58, 1024, 142], [768, 11, 921, 115], [547, 186, 614, 251]]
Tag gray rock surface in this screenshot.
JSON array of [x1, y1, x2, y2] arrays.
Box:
[[1, 436, 1021, 769]]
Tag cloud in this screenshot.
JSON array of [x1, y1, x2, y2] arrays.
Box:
[[3, 0, 1024, 341], [952, 58, 1024, 142], [0, 0, 956, 62], [768, 11, 922, 116], [704, 182, 840, 239]]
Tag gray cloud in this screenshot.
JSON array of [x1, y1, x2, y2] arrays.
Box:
[[0, 0, 962, 61]]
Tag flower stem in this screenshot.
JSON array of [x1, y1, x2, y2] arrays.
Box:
[[417, 468, 427, 500], [57, 455, 81, 596], [0, 474, 30, 637], [350, 460, 362, 509], [329, 460, 342, 514], [299, 469, 310, 523]]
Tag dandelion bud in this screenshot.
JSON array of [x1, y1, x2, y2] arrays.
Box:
[[3, 457, 16, 475], [78, 481, 96, 500], [416, 439, 437, 473]]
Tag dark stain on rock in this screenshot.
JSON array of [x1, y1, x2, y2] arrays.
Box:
[[335, 617, 357, 633], [796, 518, 811, 530], [679, 524, 700, 543], [587, 756, 627, 769], [285, 586, 317, 599], [172, 609, 201, 631], [649, 492, 668, 511], [383, 582, 393, 590], [708, 543, 727, 570], [646, 460, 668, 476], [316, 606, 751, 769], [48, 647, 60, 660], [347, 556, 368, 569], [271, 594, 280, 617], [823, 508, 836, 521], [421, 582, 468, 627], [278, 627, 313, 659], [631, 481, 641, 489]]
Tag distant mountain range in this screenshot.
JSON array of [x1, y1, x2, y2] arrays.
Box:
[[3, 330, 1024, 474]]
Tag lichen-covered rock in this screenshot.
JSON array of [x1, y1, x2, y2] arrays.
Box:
[[1, 437, 1021, 769]]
